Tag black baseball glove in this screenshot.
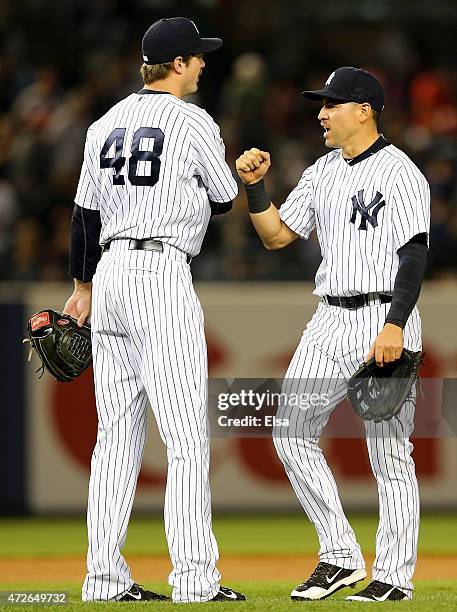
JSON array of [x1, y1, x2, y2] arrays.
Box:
[[347, 349, 422, 423], [24, 309, 92, 382]]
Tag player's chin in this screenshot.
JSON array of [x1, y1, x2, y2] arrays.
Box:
[[324, 136, 339, 149]]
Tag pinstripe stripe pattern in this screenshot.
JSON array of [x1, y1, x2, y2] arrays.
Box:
[[75, 92, 237, 256], [274, 301, 421, 595], [274, 142, 429, 598], [77, 91, 236, 602], [82, 242, 220, 602], [279, 144, 430, 297]]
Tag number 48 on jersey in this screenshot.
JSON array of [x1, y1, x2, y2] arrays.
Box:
[[99, 127, 164, 187]]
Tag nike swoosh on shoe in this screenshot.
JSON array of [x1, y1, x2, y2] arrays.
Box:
[[326, 569, 343, 583], [373, 587, 396, 602], [219, 590, 237, 599]]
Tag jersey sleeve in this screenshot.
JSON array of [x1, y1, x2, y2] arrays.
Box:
[[74, 126, 100, 211], [392, 167, 431, 249], [278, 165, 316, 239], [190, 112, 238, 202]]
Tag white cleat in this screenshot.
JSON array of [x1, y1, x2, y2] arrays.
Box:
[[291, 562, 367, 600], [346, 580, 408, 602]]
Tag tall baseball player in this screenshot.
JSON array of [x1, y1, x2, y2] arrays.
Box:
[[63, 17, 246, 603], [236, 67, 430, 602]]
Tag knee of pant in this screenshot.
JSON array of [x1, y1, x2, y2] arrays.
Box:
[[272, 433, 320, 466], [366, 437, 414, 475], [272, 432, 287, 462], [159, 421, 208, 443], [272, 432, 303, 471], [165, 435, 209, 459]]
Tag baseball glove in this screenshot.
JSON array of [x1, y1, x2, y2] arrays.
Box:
[[347, 349, 422, 423], [24, 309, 92, 382]]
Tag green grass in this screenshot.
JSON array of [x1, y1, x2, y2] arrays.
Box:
[[0, 581, 456, 611], [0, 515, 455, 610], [0, 513, 456, 557]]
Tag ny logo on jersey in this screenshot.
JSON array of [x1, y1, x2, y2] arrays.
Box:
[[350, 189, 386, 230]]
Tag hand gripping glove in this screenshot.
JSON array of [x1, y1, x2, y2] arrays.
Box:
[[347, 349, 422, 423], [24, 309, 92, 382]]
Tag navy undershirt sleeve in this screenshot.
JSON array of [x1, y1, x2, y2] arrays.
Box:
[[385, 233, 428, 329], [209, 199, 232, 216], [69, 204, 102, 282]]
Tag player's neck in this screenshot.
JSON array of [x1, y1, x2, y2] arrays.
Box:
[[143, 79, 184, 99], [341, 132, 380, 160]]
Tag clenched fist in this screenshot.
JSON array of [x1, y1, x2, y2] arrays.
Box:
[[236, 148, 271, 185]]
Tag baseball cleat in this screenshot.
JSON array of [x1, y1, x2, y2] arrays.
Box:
[[118, 583, 170, 601], [346, 580, 408, 602], [291, 562, 367, 600], [209, 586, 246, 601]]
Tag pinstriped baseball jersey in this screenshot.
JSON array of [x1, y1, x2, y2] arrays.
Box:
[[279, 139, 430, 296], [75, 90, 237, 256]]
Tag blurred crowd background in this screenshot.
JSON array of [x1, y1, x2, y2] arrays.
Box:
[[0, 0, 456, 282]]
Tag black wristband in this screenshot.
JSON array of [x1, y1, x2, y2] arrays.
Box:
[[244, 179, 271, 214]]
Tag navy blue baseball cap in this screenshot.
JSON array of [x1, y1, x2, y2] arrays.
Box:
[[142, 17, 223, 65], [302, 67, 385, 112]]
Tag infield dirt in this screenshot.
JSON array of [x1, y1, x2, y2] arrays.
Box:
[[1, 554, 455, 584]]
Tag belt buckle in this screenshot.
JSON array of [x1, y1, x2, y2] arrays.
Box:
[[128, 239, 163, 252], [368, 292, 379, 305], [346, 296, 359, 310], [150, 240, 163, 253]]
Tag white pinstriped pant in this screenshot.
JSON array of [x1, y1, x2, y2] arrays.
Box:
[[82, 241, 220, 602], [274, 300, 421, 596]]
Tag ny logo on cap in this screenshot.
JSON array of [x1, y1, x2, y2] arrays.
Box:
[[190, 19, 200, 34], [350, 190, 386, 230], [325, 71, 336, 86]]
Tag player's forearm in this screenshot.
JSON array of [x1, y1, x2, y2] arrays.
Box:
[[69, 204, 102, 283], [249, 206, 290, 250], [385, 234, 428, 328], [244, 179, 296, 249]]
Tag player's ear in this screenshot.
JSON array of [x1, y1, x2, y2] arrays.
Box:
[[359, 103, 372, 124], [173, 56, 186, 74]]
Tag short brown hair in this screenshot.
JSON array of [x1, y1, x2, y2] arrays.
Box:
[[372, 109, 381, 131], [140, 54, 194, 84]]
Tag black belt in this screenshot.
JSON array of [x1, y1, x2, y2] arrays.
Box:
[[102, 239, 192, 263], [103, 238, 163, 253], [323, 293, 392, 309]]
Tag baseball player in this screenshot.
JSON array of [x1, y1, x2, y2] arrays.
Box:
[[236, 67, 430, 602], [63, 17, 245, 603]]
